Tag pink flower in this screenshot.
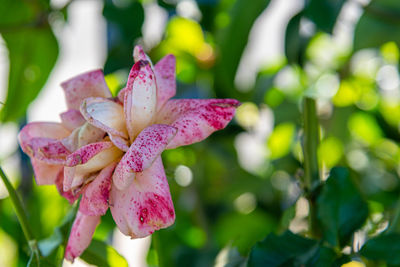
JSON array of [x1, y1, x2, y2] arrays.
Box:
[[18, 46, 239, 261]]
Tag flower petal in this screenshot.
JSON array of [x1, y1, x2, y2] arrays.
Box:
[[124, 60, 157, 140], [156, 99, 240, 149], [109, 134, 130, 152], [55, 171, 81, 204], [81, 97, 128, 138], [64, 146, 123, 191], [61, 123, 106, 153], [26, 137, 70, 164], [112, 124, 177, 190], [19, 122, 70, 150], [60, 109, 85, 131], [18, 122, 71, 164], [154, 54, 176, 111], [61, 69, 112, 110], [65, 211, 100, 262], [79, 162, 117, 216], [77, 123, 106, 148], [133, 45, 152, 64], [31, 159, 62, 185], [65, 141, 114, 167], [110, 157, 175, 238]]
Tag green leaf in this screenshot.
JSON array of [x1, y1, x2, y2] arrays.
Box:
[[305, 246, 338, 267], [304, 0, 347, 34], [353, 1, 400, 51], [247, 231, 318, 267], [1, 27, 58, 122], [214, 0, 271, 97], [316, 167, 368, 247], [36, 205, 78, 265], [80, 239, 128, 267], [0, 0, 58, 122], [284, 12, 308, 65], [360, 233, 400, 265], [38, 229, 63, 257]]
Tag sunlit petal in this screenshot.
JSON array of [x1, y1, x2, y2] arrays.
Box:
[[61, 69, 112, 110], [110, 157, 175, 238], [81, 97, 128, 138], [156, 99, 240, 149], [112, 124, 177, 190], [124, 60, 157, 140]]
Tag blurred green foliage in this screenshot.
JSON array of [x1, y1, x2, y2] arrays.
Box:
[[2, 0, 400, 266]]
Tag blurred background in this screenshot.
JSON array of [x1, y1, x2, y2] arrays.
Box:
[[1, 0, 400, 266]]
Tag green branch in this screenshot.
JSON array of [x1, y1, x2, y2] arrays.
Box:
[[0, 167, 40, 263]]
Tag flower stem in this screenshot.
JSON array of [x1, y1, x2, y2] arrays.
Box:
[[0, 166, 40, 262], [302, 97, 321, 238], [152, 232, 165, 267]]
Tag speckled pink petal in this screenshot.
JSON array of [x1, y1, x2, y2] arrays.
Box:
[[156, 99, 240, 149], [31, 159, 62, 185], [110, 157, 175, 238], [55, 171, 81, 204], [124, 60, 157, 140], [18, 123, 71, 164], [64, 146, 123, 191], [81, 97, 128, 138], [65, 141, 114, 167], [79, 162, 117, 216], [154, 54, 176, 111], [25, 137, 70, 164], [61, 69, 112, 110], [112, 124, 177, 190], [19, 122, 70, 152], [60, 109, 85, 131], [65, 211, 100, 262], [133, 45, 152, 64]]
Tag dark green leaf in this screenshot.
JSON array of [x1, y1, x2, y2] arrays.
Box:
[[360, 233, 400, 265], [353, 1, 400, 51], [248, 231, 318, 267], [284, 11, 308, 65], [316, 167, 368, 247], [103, 0, 144, 73], [305, 246, 337, 267], [1, 27, 58, 122], [214, 0, 271, 98], [80, 239, 128, 267], [304, 0, 347, 33]]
